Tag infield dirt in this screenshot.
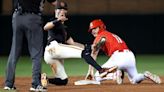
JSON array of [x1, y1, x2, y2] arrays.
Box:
[[0, 76, 164, 92]]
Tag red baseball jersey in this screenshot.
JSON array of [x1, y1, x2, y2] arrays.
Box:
[[93, 30, 129, 56]]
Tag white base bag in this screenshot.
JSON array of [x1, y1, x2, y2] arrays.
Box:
[[74, 80, 101, 85]]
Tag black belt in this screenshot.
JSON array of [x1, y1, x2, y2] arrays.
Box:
[[112, 49, 130, 54], [15, 8, 41, 16], [118, 49, 129, 52]]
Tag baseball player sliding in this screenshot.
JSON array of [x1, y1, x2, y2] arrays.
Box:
[[41, 2, 117, 87], [84, 19, 161, 84]]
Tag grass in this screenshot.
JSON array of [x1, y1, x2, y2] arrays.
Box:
[[135, 54, 164, 75], [0, 55, 164, 77], [0, 89, 16, 92]]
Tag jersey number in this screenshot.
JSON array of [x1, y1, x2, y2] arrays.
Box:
[[112, 34, 123, 43]]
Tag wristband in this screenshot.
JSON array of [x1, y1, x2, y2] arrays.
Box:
[[52, 20, 61, 25]]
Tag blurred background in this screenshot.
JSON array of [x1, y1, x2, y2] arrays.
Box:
[[0, 0, 164, 78], [0, 0, 164, 55]]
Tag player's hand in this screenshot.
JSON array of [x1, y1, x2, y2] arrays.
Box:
[[57, 11, 68, 22], [57, 15, 68, 22], [85, 73, 94, 80]]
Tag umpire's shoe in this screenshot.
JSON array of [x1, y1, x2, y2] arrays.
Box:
[[30, 85, 47, 92], [4, 86, 16, 90]]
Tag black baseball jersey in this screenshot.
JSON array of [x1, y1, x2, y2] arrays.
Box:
[[13, 0, 56, 13], [47, 18, 71, 45]]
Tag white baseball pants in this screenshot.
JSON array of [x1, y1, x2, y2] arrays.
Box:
[[95, 50, 145, 84], [44, 40, 83, 79], [44, 40, 83, 64]]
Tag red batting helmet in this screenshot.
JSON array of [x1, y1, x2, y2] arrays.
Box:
[[88, 19, 106, 32]]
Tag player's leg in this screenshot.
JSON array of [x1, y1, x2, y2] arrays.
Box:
[[49, 59, 68, 85], [44, 41, 111, 75], [95, 71, 113, 82], [44, 40, 83, 61], [143, 71, 161, 84], [123, 51, 146, 84], [124, 51, 160, 84], [123, 51, 161, 84], [50, 63, 57, 76], [126, 66, 145, 84], [126, 66, 161, 84], [42, 59, 68, 86], [25, 14, 43, 88], [45, 41, 117, 78], [58, 43, 83, 58], [52, 59, 68, 80], [94, 51, 129, 84], [5, 13, 24, 89], [94, 69, 123, 84]]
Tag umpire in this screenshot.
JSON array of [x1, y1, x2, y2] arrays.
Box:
[[4, 0, 56, 91]]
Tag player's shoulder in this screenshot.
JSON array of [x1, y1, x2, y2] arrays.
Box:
[[99, 30, 112, 37]]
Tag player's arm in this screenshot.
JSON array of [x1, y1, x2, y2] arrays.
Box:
[[85, 37, 106, 80], [93, 37, 106, 52], [85, 50, 99, 80], [82, 37, 108, 78], [85, 65, 94, 80], [44, 12, 68, 31], [44, 16, 67, 31], [88, 37, 106, 74], [85, 44, 99, 80], [44, 0, 57, 31], [44, 22, 55, 31], [43, 20, 60, 31]]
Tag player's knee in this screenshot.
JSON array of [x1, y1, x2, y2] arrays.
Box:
[[81, 44, 91, 58], [44, 53, 54, 64], [44, 41, 61, 59], [131, 74, 145, 84], [48, 78, 68, 85]]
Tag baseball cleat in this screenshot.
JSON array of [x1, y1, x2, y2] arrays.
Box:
[[144, 71, 161, 84], [41, 73, 48, 87], [99, 66, 118, 78], [115, 70, 124, 84]]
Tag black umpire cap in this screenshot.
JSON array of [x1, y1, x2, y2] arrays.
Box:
[[55, 1, 68, 10]]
